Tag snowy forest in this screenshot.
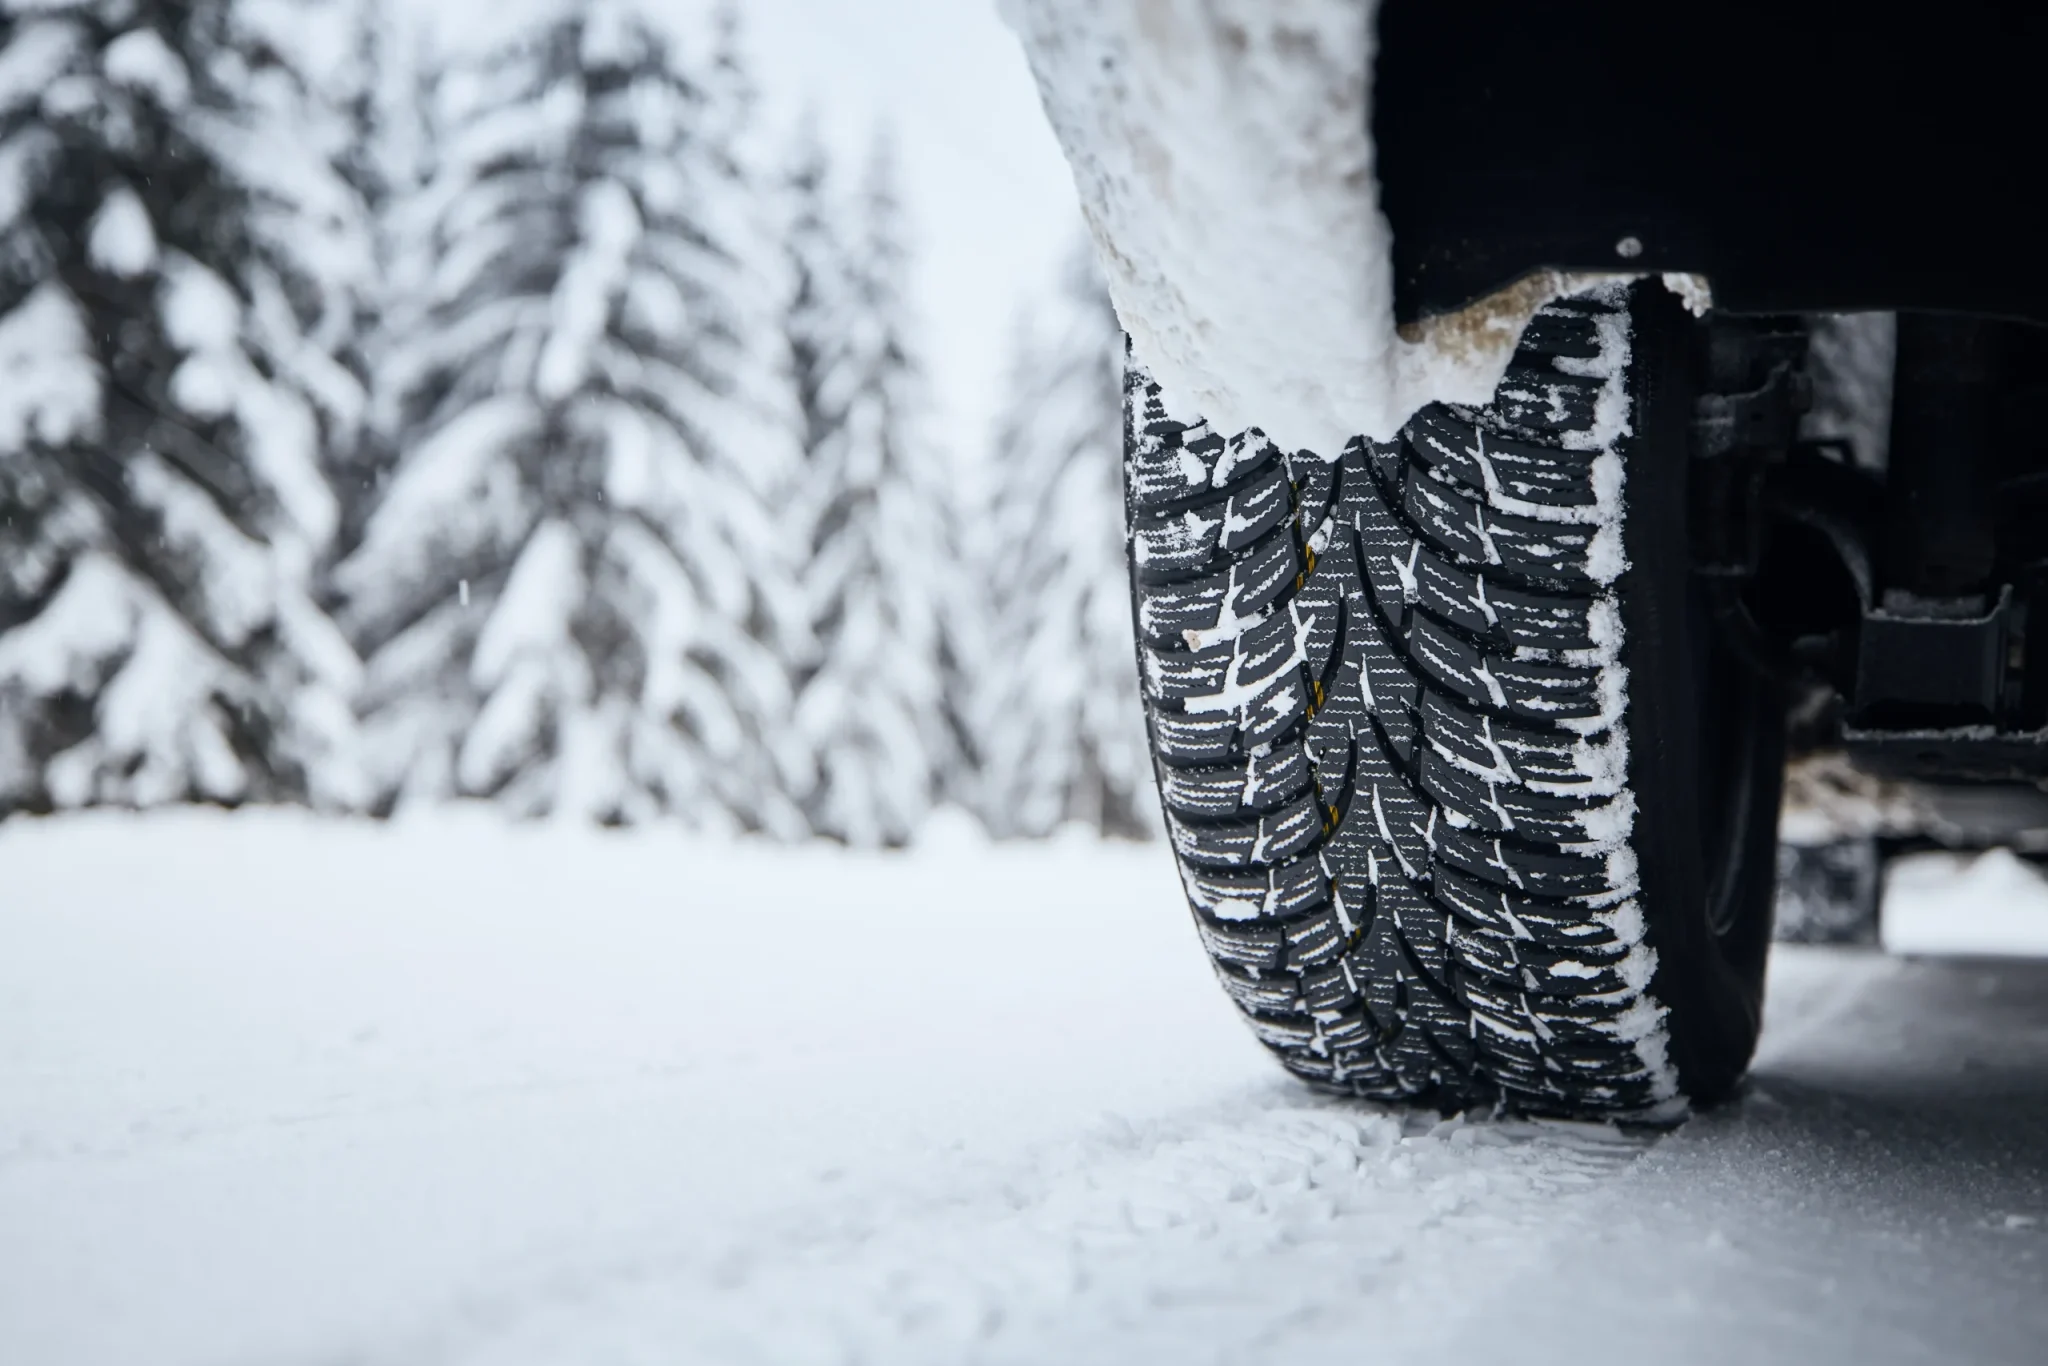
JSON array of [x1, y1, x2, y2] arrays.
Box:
[[0, 0, 1153, 843]]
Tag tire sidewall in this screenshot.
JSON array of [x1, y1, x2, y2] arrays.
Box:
[[1621, 282, 1785, 1105]]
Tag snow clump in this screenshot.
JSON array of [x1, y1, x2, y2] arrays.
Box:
[[999, 0, 1601, 454]]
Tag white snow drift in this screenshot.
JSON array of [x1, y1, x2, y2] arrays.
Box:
[[999, 0, 1656, 454], [6, 810, 2048, 1365]]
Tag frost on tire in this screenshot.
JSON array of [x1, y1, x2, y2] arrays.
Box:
[[1127, 284, 1685, 1119]]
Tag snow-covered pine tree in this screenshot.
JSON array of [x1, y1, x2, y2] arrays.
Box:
[[340, 0, 806, 830], [974, 239, 1155, 839], [327, 0, 430, 552], [331, 0, 421, 212], [0, 0, 369, 815], [783, 132, 958, 845], [691, 0, 814, 791]]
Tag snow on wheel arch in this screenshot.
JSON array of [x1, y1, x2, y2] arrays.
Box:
[[997, 0, 1638, 453]]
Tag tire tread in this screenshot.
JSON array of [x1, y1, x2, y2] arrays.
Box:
[[1126, 291, 1674, 1116]]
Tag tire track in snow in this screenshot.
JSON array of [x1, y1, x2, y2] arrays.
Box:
[[405, 1087, 1653, 1366]]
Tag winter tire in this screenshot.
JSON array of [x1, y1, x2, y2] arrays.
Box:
[[1126, 280, 1784, 1119]]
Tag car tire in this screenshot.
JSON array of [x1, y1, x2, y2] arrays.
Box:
[[1125, 279, 1783, 1119]]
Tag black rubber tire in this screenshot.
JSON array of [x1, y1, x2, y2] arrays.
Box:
[[1125, 279, 1783, 1120]]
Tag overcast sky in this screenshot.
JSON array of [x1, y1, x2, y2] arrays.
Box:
[[434, 0, 1083, 465], [741, 0, 1081, 454], [745, 0, 1081, 432]]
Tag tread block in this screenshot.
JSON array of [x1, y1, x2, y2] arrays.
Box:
[[1312, 594, 1420, 765], [1462, 976, 1662, 1061], [1361, 433, 1404, 489], [1408, 613, 1601, 724], [1411, 540, 1597, 653], [1283, 904, 1351, 972], [1335, 746, 1434, 882], [1141, 643, 1230, 703], [1185, 856, 1328, 922], [1292, 574, 1347, 684], [1464, 995, 1555, 1068], [1348, 921, 1411, 1048], [1317, 1008, 1380, 1053], [1225, 523, 1305, 626], [1378, 1015, 1448, 1094], [1128, 422, 1212, 508], [1239, 669, 1311, 749], [1159, 742, 1311, 818], [1447, 916, 1629, 997], [1129, 420, 1279, 517], [1300, 958, 1365, 1017], [1194, 917, 1287, 972], [1515, 310, 1604, 362], [1328, 869, 1376, 942], [1520, 980, 1660, 1032], [1334, 1053, 1414, 1100], [1135, 519, 1302, 644], [1403, 981, 1478, 1074], [1418, 689, 1597, 788], [1486, 363, 1604, 437], [1374, 858, 1454, 991], [1137, 576, 1228, 642], [1403, 465, 1598, 588], [1288, 450, 1339, 542], [1418, 688, 1517, 784], [1419, 746, 1602, 844], [1142, 608, 1296, 705], [1435, 825, 1617, 901], [1404, 406, 1599, 509], [1134, 460, 1294, 580], [1542, 1039, 1668, 1084], [1486, 653, 1605, 722], [1351, 477, 1419, 616], [1167, 795, 1322, 870], [1152, 710, 1238, 765], [1433, 863, 1635, 952], [1219, 463, 1294, 553], [1418, 744, 1517, 835], [1304, 725, 1357, 818], [1280, 1054, 1340, 1085], [1133, 503, 1227, 578], [1214, 430, 1281, 491], [1491, 785, 1616, 845], [1237, 607, 1312, 692]]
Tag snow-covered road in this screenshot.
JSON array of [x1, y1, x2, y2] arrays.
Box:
[[4, 811, 2045, 1365]]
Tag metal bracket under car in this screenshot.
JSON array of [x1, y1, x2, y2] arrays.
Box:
[[1688, 315, 2048, 841]]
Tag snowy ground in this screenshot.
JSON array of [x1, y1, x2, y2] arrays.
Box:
[[4, 811, 2046, 1365]]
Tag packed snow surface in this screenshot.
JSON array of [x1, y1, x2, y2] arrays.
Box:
[[998, 0, 1608, 453], [5, 809, 2048, 1366]]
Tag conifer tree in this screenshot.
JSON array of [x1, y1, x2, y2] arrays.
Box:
[[0, 0, 368, 814], [784, 134, 956, 845], [975, 240, 1155, 839], [329, 0, 430, 551], [339, 0, 804, 829]]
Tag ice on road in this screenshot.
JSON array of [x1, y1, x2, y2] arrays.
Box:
[[4, 810, 2046, 1365]]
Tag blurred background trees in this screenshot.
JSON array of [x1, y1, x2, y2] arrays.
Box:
[[0, 0, 1152, 843]]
